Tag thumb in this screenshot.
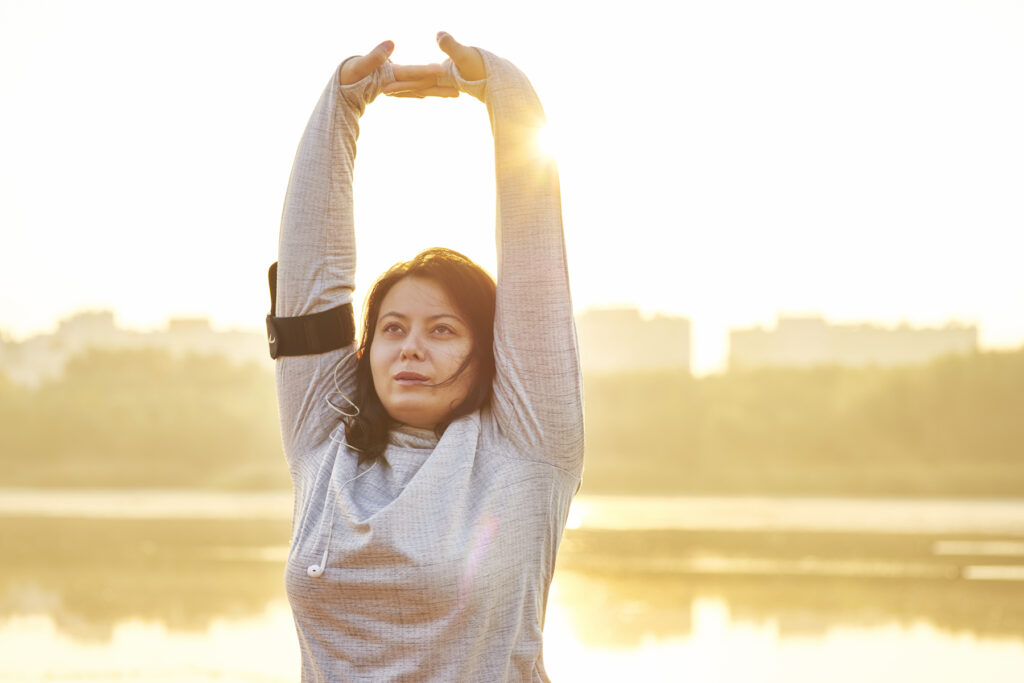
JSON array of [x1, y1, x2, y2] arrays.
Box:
[[341, 40, 394, 86], [436, 31, 485, 81], [436, 31, 465, 60], [366, 40, 395, 69]]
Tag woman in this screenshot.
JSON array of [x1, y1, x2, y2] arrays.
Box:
[[273, 32, 583, 681]]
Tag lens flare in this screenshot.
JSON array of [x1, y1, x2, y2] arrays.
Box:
[[536, 123, 558, 159]]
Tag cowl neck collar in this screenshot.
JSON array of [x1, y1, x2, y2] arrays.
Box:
[[387, 423, 439, 450]]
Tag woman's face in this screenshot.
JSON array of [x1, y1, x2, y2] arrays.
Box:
[[369, 276, 478, 430]]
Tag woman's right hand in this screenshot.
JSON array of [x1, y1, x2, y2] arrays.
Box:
[[339, 40, 395, 85], [339, 39, 457, 97]]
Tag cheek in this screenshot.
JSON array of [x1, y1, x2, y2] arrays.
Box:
[[440, 342, 470, 363], [369, 342, 391, 383], [454, 352, 481, 391], [442, 341, 474, 373]]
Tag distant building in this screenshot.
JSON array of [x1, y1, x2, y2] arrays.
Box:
[[0, 310, 266, 387], [729, 315, 977, 370], [575, 308, 691, 374]]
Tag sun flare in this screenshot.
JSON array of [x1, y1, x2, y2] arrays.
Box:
[[535, 123, 558, 159]]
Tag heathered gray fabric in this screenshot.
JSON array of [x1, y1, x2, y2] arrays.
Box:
[[274, 49, 584, 682]]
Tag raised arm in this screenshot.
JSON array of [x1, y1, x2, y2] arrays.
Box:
[[431, 35, 584, 470], [274, 43, 398, 468]]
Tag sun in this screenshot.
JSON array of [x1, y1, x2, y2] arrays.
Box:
[[535, 123, 559, 159]]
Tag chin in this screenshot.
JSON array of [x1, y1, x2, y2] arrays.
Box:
[[386, 402, 441, 430]]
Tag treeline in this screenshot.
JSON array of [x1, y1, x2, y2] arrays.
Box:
[[0, 349, 286, 489], [584, 349, 1024, 496], [2, 347, 1023, 495]]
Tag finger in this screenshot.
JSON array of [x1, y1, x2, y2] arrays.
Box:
[[363, 39, 395, 71], [386, 87, 459, 98], [343, 40, 394, 84], [436, 31, 485, 81], [435, 31, 465, 60], [391, 63, 445, 81], [382, 77, 443, 94]]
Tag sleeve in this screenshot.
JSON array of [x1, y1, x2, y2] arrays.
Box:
[[445, 51, 585, 472], [273, 59, 394, 473]]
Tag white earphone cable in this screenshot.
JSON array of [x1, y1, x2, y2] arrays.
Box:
[[307, 345, 375, 578], [307, 458, 378, 578], [324, 347, 364, 452]]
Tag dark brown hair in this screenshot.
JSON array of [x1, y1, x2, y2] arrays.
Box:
[[345, 247, 496, 461]]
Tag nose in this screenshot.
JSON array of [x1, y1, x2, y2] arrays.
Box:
[[399, 331, 425, 361]]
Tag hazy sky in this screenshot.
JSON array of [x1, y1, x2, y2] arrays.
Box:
[[2, 0, 1022, 373]]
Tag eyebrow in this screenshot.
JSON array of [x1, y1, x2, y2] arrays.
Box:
[[379, 312, 466, 324]]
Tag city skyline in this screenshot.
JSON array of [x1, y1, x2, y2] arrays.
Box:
[[1, 305, 997, 383], [0, 298, 1006, 377]]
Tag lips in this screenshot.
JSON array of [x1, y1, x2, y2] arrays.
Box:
[[394, 371, 428, 385]]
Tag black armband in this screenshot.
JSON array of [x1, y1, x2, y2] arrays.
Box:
[[266, 262, 356, 359]]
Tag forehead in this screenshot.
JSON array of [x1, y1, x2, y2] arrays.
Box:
[[379, 277, 460, 317]]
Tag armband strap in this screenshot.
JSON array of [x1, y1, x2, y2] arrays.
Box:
[[266, 262, 355, 359]]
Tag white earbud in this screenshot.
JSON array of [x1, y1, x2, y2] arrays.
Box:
[[307, 547, 329, 578]]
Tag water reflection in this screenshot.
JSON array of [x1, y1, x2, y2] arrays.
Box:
[[2, 499, 1024, 681], [543, 592, 1024, 683], [0, 517, 293, 640], [556, 529, 1024, 643], [0, 607, 298, 683]]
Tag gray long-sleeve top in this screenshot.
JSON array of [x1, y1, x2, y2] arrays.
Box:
[[274, 49, 584, 682]]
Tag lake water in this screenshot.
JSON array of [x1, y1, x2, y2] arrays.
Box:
[[2, 490, 1024, 681]]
